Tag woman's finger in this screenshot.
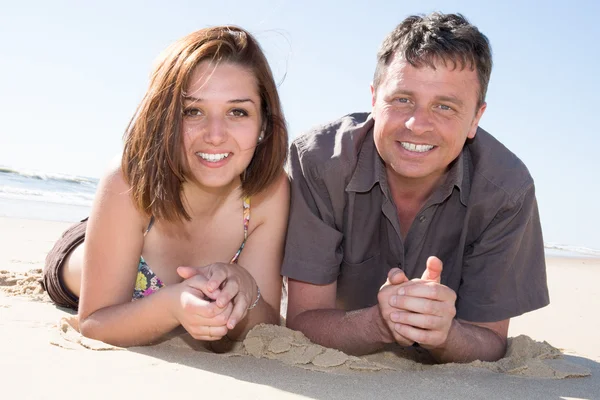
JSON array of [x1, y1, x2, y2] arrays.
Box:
[[215, 278, 240, 308], [206, 266, 228, 294], [184, 274, 223, 301], [227, 293, 249, 330], [177, 265, 208, 280], [188, 324, 229, 341]]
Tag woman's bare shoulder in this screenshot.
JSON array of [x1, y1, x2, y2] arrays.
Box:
[[99, 155, 128, 189], [90, 157, 146, 231], [249, 171, 290, 225]]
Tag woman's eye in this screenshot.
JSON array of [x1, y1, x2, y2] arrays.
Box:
[[230, 108, 248, 117], [183, 108, 202, 117]]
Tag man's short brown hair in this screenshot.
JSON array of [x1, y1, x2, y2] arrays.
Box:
[[373, 13, 492, 108]]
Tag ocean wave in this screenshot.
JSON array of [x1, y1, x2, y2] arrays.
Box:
[[0, 166, 99, 186], [544, 243, 600, 257], [0, 186, 94, 207]]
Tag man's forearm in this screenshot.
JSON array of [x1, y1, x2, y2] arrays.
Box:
[[287, 306, 390, 356], [428, 319, 507, 363]]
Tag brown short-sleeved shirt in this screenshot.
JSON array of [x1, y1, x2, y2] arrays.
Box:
[[282, 112, 549, 322]]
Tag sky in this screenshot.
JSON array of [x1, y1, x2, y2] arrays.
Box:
[[1, 0, 599, 250]]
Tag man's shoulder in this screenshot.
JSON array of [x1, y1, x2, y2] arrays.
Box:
[[468, 127, 534, 203], [291, 112, 373, 172]]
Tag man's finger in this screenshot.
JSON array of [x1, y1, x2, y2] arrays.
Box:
[[390, 310, 442, 330], [388, 322, 418, 347], [421, 256, 443, 283], [395, 281, 457, 303], [388, 268, 409, 285]]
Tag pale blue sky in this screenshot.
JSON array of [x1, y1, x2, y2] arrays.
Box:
[[1, 0, 599, 249]]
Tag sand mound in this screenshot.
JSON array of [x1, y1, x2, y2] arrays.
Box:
[[242, 324, 388, 372], [0, 269, 49, 302], [464, 335, 590, 378], [50, 321, 589, 378], [241, 325, 590, 378]]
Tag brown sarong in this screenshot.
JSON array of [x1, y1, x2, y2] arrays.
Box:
[[41, 218, 88, 310]]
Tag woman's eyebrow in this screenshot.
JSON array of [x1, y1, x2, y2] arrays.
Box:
[[182, 95, 256, 104]]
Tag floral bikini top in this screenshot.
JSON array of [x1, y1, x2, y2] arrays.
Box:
[[133, 196, 251, 300]]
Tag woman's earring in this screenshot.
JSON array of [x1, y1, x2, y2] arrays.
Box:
[[258, 131, 265, 143]]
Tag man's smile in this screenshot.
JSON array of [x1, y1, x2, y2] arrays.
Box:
[[400, 142, 435, 153]]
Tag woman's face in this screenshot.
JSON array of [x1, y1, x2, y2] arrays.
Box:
[[181, 61, 263, 191]]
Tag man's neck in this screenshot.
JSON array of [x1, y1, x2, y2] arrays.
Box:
[[386, 168, 446, 205], [386, 169, 447, 239]]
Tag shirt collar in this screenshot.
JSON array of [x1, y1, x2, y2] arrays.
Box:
[[429, 147, 470, 207], [345, 116, 381, 194]]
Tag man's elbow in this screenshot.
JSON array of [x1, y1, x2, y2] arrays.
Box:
[[487, 333, 508, 362], [284, 311, 301, 331]]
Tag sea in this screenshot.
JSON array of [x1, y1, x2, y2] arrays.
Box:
[[1, 165, 599, 258], [0, 166, 96, 223]]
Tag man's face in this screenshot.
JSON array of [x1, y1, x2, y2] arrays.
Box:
[[371, 56, 486, 186]]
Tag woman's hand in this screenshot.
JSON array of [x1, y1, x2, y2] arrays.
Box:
[[177, 263, 258, 331], [169, 271, 234, 341]]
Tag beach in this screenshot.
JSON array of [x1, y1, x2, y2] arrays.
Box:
[[1, 216, 599, 400]]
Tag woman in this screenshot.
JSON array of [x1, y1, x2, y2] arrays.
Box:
[[42, 26, 289, 347]]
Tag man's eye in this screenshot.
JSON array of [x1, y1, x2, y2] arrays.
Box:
[[230, 108, 248, 117], [395, 98, 409, 103], [438, 104, 453, 111], [183, 108, 202, 116]]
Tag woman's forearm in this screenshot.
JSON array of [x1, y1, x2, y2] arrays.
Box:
[[79, 287, 180, 347]]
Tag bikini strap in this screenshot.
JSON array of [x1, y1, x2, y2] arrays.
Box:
[[242, 196, 250, 241], [143, 216, 155, 237], [230, 196, 250, 264]]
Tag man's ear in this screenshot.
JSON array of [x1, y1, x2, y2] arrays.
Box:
[[370, 83, 376, 107], [468, 102, 487, 139]]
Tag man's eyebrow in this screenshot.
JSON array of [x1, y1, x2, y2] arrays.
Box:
[[182, 95, 256, 104], [436, 95, 464, 107], [392, 90, 415, 97]]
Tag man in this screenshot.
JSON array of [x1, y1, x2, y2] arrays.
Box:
[[282, 12, 549, 363]]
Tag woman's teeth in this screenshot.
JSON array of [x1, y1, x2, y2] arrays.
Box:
[[197, 152, 230, 162]]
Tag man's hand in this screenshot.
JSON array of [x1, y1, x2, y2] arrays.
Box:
[[387, 256, 457, 350], [377, 268, 414, 346]]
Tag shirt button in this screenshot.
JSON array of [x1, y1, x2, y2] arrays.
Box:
[[418, 215, 426, 222]]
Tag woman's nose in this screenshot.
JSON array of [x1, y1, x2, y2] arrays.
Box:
[[203, 116, 227, 145]]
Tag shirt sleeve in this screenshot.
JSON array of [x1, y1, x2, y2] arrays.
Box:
[[281, 142, 343, 284], [456, 184, 550, 322]]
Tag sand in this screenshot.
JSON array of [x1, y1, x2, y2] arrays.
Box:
[[1, 216, 599, 399]]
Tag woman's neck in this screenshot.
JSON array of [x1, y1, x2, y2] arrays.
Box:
[[180, 178, 242, 219]]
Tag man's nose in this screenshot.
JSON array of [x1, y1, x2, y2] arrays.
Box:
[[404, 106, 433, 135]]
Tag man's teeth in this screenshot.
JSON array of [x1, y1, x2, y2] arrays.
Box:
[[197, 152, 229, 162], [400, 142, 434, 153]]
